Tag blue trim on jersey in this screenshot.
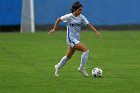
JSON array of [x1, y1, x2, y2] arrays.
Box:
[[67, 27, 71, 43], [72, 41, 76, 45], [67, 27, 76, 46]]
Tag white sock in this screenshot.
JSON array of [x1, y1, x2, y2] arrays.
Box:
[[80, 50, 89, 68], [57, 56, 69, 69]]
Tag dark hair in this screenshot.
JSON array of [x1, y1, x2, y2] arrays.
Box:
[[71, 2, 83, 13]]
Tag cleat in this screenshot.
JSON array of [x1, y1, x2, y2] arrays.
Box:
[[55, 64, 59, 77], [78, 67, 89, 77]]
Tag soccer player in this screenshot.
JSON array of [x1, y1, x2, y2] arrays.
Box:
[[48, 2, 101, 77]]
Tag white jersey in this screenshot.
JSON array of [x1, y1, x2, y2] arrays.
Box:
[[61, 13, 89, 47]]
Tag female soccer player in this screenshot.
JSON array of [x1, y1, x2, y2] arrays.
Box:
[[48, 2, 101, 77]]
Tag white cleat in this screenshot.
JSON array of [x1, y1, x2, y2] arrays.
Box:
[[55, 64, 59, 77], [78, 67, 89, 77]]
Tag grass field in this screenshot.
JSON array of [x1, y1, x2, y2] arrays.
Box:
[[0, 31, 140, 93]]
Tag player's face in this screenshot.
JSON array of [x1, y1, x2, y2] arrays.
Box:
[[74, 7, 82, 16]]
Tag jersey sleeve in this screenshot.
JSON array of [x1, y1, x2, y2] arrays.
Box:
[[81, 15, 89, 25], [61, 14, 71, 22]]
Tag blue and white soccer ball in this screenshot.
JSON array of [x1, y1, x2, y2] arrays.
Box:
[[92, 67, 103, 77]]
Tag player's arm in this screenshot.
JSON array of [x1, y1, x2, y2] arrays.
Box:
[[48, 17, 62, 35], [87, 23, 101, 37]]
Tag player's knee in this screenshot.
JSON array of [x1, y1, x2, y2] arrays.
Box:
[[66, 54, 72, 59], [82, 50, 89, 57], [83, 50, 89, 53], [82, 47, 89, 52], [66, 53, 73, 59]]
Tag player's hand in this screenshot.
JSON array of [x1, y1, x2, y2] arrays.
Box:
[[48, 29, 55, 35], [96, 32, 101, 37]]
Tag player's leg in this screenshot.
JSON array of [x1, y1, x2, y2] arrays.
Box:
[[56, 46, 75, 68], [74, 42, 89, 68], [55, 46, 75, 77], [73, 42, 89, 77], [66, 46, 76, 59]]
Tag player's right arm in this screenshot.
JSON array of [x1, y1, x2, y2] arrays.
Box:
[[48, 17, 62, 35], [48, 13, 70, 35]]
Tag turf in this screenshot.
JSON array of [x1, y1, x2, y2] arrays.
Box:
[[0, 31, 140, 93]]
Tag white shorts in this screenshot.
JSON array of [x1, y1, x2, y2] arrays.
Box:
[[66, 37, 80, 48]]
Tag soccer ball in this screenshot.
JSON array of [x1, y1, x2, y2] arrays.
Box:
[[92, 67, 103, 77]]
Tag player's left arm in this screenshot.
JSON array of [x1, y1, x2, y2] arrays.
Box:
[[87, 23, 101, 37]]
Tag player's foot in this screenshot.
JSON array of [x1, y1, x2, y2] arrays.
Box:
[[78, 67, 89, 77], [55, 64, 59, 77]]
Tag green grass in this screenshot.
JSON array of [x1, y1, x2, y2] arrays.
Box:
[[0, 31, 140, 93]]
